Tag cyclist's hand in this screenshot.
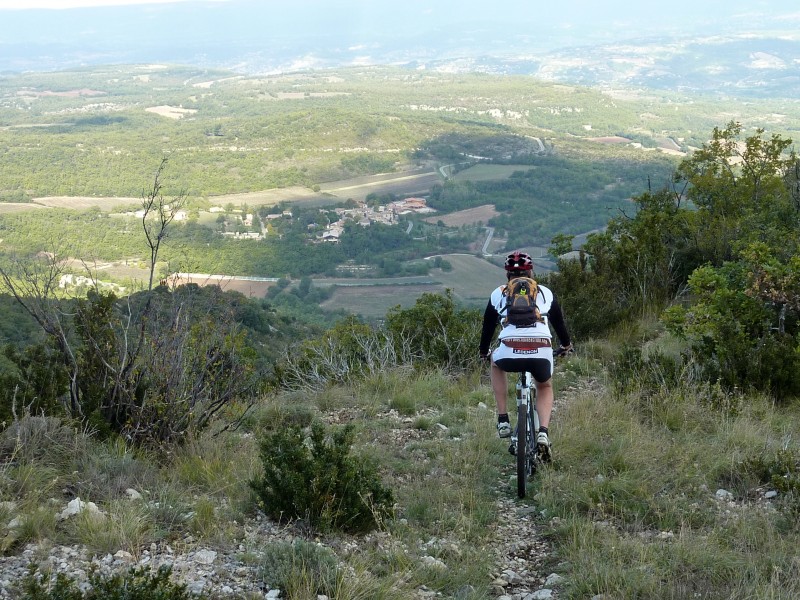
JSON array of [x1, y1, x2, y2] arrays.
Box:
[[554, 344, 574, 359], [479, 352, 491, 363]]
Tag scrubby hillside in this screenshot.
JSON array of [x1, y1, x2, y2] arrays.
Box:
[[0, 122, 798, 598], [1, 328, 798, 599]]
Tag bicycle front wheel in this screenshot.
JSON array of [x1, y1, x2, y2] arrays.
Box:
[[516, 402, 528, 498]]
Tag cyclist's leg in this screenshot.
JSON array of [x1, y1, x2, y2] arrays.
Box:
[[489, 358, 512, 437], [529, 355, 554, 428], [535, 378, 553, 429], [489, 358, 509, 415], [529, 356, 554, 461]]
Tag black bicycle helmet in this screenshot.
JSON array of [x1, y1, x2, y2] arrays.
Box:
[[504, 251, 533, 272]]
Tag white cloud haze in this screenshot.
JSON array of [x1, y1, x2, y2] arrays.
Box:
[[0, 0, 207, 8]]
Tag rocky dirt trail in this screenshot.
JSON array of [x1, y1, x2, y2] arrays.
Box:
[[0, 378, 594, 600]]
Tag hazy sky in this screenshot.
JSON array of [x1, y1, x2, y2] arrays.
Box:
[[1, 0, 797, 74], [0, 0, 203, 7]]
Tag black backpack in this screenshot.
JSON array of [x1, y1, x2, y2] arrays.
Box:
[[502, 277, 543, 327]]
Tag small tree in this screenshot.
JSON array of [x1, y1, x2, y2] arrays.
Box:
[[0, 160, 259, 445], [384, 290, 482, 372]]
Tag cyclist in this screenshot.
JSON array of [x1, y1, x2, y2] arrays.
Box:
[[479, 251, 573, 461]]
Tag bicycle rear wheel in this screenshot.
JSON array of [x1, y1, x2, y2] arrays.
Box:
[[516, 402, 528, 498]]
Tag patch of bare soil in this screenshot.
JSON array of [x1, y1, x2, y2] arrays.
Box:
[[32, 196, 140, 210], [145, 105, 198, 120], [587, 136, 632, 144]]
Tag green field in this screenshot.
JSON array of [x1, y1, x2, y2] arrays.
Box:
[[452, 164, 530, 182], [317, 254, 503, 319]]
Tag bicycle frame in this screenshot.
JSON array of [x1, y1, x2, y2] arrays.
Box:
[[510, 371, 539, 498]]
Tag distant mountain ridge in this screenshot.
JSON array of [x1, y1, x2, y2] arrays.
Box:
[[1, 1, 799, 98]]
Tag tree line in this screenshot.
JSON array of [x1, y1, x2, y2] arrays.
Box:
[[549, 122, 800, 401]]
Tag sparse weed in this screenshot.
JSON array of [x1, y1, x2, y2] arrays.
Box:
[[3, 462, 59, 504], [258, 539, 339, 599], [740, 448, 800, 515], [315, 385, 358, 413], [186, 496, 240, 545], [170, 431, 258, 502], [412, 415, 433, 430], [538, 367, 800, 600], [70, 437, 157, 503], [0, 416, 87, 466], [389, 390, 418, 416], [66, 500, 153, 557], [3, 507, 58, 553], [144, 485, 192, 535], [248, 391, 316, 432]]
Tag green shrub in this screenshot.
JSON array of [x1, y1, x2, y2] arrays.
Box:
[[741, 449, 800, 514], [608, 345, 686, 399], [250, 421, 394, 533], [18, 564, 198, 600], [663, 261, 800, 401], [385, 290, 481, 372], [0, 342, 69, 427], [258, 539, 339, 597]]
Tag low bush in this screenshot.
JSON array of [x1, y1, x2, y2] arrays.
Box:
[[258, 539, 339, 597], [18, 564, 198, 600], [249, 421, 394, 533]]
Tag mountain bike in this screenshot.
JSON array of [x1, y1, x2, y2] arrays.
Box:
[[509, 370, 539, 499]]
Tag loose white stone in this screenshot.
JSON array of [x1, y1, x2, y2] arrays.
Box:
[[765, 490, 778, 499], [544, 573, 564, 586], [113, 550, 134, 562], [6, 516, 24, 529], [422, 555, 447, 570], [125, 488, 143, 501], [193, 549, 217, 565]]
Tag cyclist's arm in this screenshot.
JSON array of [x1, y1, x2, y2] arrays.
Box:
[[479, 300, 499, 356], [548, 296, 572, 348]]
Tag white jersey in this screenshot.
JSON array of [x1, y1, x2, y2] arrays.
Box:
[[489, 282, 555, 341], [490, 282, 555, 364]]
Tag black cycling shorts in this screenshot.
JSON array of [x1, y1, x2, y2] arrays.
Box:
[[494, 357, 552, 383]]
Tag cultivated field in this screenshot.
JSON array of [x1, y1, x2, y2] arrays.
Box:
[[317, 254, 504, 319], [170, 273, 277, 298], [452, 164, 529, 182], [319, 168, 442, 203], [208, 186, 325, 208], [32, 196, 141, 210], [430, 254, 505, 303], [12, 166, 443, 215], [424, 204, 499, 227], [320, 283, 443, 319], [0, 202, 47, 214]]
